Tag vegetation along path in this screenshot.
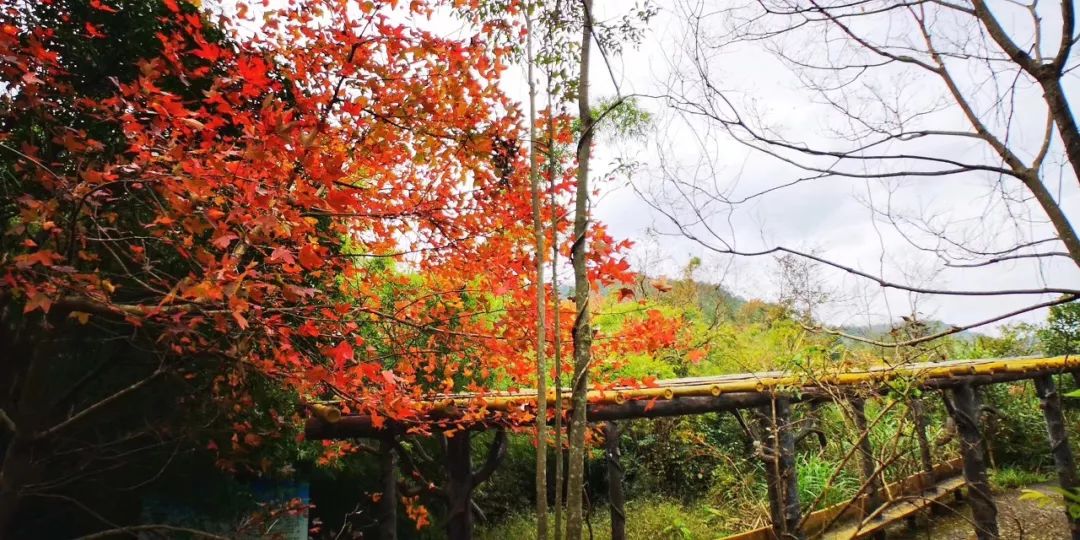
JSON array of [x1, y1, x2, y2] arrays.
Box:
[[894, 483, 1069, 540]]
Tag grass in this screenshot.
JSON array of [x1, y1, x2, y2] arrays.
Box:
[[476, 497, 749, 540], [797, 454, 860, 510], [990, 467, 1051, 490]]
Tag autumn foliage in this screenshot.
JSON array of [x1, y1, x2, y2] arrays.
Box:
[[0, 0, 643, 459], [0, 0, 660, 534]]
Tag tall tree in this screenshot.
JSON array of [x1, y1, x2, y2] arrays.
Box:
[[526, 2, 550, 537], [565, 0, 594, 537]]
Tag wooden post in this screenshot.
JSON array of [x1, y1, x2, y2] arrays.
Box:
[[910, 399, 935, 484], [379, 436, 397, 540], [754, 397, 804, 540], [910, 397, 943, 518], [605, 421, 626, 540], [1034, 374, 1080, 539], [973, 387, 997, 470], [446, 430, 473, 540], [947, 384, 998, 540], [443, 428, 507, 540], [850, 398, 885, 539]]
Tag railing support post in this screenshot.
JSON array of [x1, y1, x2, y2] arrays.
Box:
[[850, 397, 885, 539], [947, 384, 998, 540], [605, 421, 626, 540], [1035, 374, 1080, 540], [910, 397, 943, 517], [754, 397, 804, 540]]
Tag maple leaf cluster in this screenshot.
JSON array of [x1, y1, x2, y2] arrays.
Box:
[[0, 0, 645, 459]]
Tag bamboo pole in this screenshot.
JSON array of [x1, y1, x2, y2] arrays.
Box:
[[306, 357, 1080, 440]]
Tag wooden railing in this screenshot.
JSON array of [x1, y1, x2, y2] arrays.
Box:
[[722, 458, 965, 540]]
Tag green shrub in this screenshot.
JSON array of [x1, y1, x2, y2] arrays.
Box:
[[990, 467, 1050, 490]]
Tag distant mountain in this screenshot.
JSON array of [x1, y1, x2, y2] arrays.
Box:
[[837, 320, 984, 343]]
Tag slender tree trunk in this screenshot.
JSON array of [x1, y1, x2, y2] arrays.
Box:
[[525, 6, 549, 538], [379, 437, 397, 540], [1034, 375, 1080, 539], [550, 118, 565, 540], [605, 422, 625, 540], [947, 384, 998, 540], [565, 1, 594, 537]]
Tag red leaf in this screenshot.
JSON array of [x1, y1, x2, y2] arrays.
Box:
[[90, 0, 119, 12], [84, 22, 106, 39], [269, 246, 295, 265], [299, 244, 323, 270], [327, 341, 353, 368], [212, 233, 239, 249], [298, 320, 320, 337]]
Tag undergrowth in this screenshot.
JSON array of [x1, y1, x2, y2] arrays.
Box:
[[476, 497, 746, 540]]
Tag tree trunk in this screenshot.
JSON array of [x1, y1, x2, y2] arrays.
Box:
[[947, 384, 998, 540], [1039, 74, 1080, 197], [605, 422, 625, 540], [525, 5, 549, 538], [1034, 375, 1080, 540], [565, 0, 594, 538], [755, 398, 803, 540], [850, 398, 885, 539], [379, 437, 397, 540], [548, 87, 565, 540], [0, 433, 31, 539], [446, 431, 473, 540]]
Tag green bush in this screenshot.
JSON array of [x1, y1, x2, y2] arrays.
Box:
[[990, 467, 1050, 490]]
